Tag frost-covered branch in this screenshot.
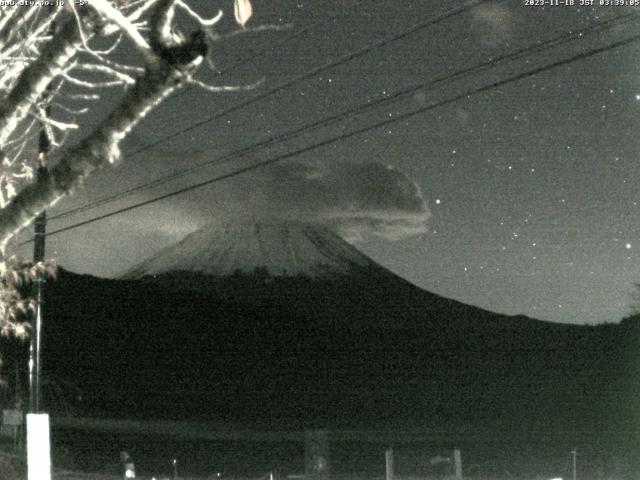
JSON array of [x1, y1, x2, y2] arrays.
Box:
[[89, 0, 153, 58], [0, 0, 260, 336], [188, 77, 264, 93], [0, 0, 212, 247], [0, 9, 101, 147], [0, 7, 41, 46], [175, 1, 223, 27]]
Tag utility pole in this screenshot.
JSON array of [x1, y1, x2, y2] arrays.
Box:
[[26, 8, 54, 480], [29, 131, 48, 414], [571, 448, 577, 480], [26, 100, 52, 480]]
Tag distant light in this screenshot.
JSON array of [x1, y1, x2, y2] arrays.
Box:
[[636, 94, 640, 101], [626, 243, 632, 250], [435, 199, 441, 205]]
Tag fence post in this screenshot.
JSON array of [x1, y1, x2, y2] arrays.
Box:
[[304, 430, 330, 480], [385, 447, 394, 480], [26, 414, 51, 480], [453, 448, 463, 480]]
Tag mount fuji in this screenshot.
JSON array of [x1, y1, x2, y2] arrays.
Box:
[[122, 220, 380, 280], [12, 220, 637, 436]]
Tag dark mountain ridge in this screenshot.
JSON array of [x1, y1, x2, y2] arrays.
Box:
[[35, 267, 638, 434], [3, 221, 636, 445]]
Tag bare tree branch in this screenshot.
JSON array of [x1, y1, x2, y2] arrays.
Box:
[[0, 9, 102, 147], [0, 0, 211, 248], [175, 0, 223, 27], [0, 0, 259, 335], [89, 0, 153, 59], [0, 6, 41, 45], [188, 77, 264, 93]]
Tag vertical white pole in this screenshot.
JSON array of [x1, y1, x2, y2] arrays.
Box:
[[572, 448, 577, 480], [26, 413, 51, 480], [27, 7, 54, 479], [453, 448, 463, 480], [385, 447, 394, 480]]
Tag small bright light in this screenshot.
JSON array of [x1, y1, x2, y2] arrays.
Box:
[[636, 94, 640, 101], [626, 243, 632, 250], [435, 199, 441, 205], [15, 323, 25, 337]]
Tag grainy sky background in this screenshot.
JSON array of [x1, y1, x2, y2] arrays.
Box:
[[25, 0, 640, 325]]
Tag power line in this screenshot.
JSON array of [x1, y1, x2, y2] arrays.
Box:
[[49, 10, 640, 222], [125, 0, 488, 158], [28, 30, 640, 243], [49, 0, 490, 221]]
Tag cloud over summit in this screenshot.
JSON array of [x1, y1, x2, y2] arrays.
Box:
[[223, 159, 431, 241]]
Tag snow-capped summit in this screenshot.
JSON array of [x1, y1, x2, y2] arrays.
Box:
[[122, 220, 378, 279]]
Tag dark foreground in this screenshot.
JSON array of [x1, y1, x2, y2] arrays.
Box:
[[44, 419, 640, 480]]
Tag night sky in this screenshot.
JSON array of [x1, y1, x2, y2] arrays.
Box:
[[22, 0, 640, 325]]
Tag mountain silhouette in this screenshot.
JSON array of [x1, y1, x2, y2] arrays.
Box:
[[8, 220, 635, 444]]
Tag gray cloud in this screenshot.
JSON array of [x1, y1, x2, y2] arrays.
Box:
[[219, 159, 431, 241], [43, 157, 431, 279]]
